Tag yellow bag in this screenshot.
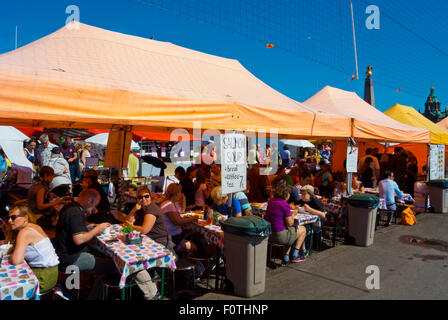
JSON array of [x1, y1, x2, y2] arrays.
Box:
[[401, 207, 417, 226]]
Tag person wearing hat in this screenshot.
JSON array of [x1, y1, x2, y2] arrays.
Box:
[[296, 184, 326, 257], [48, 147, 72, 197]]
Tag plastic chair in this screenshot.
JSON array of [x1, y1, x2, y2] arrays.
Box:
[[267, 240, 289, 269], [54, 266, 90, 300], [170, 258, 197, 300]]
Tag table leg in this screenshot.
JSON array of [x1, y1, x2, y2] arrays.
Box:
[[161, 268, 165, 300], [215, 248, 221, 290], [333, 214, 337, 247]]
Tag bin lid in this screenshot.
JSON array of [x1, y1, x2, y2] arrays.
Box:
[[221, 215, 271, 237], [426, 179, 448, 188], [347, 194, 379, 208]]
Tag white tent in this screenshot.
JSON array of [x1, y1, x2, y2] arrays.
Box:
[[85, 133, 140, 150], [280, 139, 315, 148], [0, 126, 33, 169]]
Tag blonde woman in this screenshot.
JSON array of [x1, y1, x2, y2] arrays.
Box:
[[80, 143, 92, 174], [7, 205, 59, 293], [210, 186, 242, 217], [159, 183, 198, 253]]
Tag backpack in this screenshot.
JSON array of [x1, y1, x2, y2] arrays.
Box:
[[401, 207, 417, 226]]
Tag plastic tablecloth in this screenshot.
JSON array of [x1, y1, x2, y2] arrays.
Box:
[[0, 257, 40, 300], [183, 220, 225, 249], [89, 224, 176, 289]]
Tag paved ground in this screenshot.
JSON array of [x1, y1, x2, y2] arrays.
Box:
[[195, 213, 448, 300]]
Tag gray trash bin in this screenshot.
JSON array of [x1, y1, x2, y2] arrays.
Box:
[[221, 215, 271, 298], [426, 180, 448, 214], [346, 195, 379, 247]]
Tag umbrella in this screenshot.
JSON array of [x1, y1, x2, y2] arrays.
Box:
[[280, 140, 315, 148], [142, 155, 167, 169], [0, 126, 33, 169], [85, 133, 140, 150], [142, 155, 167, 179]]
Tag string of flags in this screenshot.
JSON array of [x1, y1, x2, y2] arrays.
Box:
[[266, 43, 275, 48]]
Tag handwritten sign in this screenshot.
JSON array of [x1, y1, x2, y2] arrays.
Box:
[[220, 133, 247, 194], [346, 146, 358, 173], [430, 144, 445, 180]]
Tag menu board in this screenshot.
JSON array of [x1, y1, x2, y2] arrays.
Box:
[[429, 144, 445, 180], [346, 146, 359, 173], [220, 133, 247, 194]]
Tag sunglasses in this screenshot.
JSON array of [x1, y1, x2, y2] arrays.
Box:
[[8, 214, 24, 221], [137, 195, 151, 200]]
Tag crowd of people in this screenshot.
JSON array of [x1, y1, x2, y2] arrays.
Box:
[[0, 136, 431, 300]]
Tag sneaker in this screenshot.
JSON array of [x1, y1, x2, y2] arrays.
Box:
[[282, 254, 290, 265], [54, 284, 74, 300], [300, 249, 308, 257], [150, 292, 161, 300], [291, 255, 306, 263]]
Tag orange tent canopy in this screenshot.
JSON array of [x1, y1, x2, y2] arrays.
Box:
[[438, 117, 448, 131], [88, 129, 199, 142], [303, 86, 430, 143], [0, 23, 351, 139]]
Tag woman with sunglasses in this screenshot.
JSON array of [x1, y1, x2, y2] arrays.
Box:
[[111, 186, 172, 300], [7, 205, 59, 293]]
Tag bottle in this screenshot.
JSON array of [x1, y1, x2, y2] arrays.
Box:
[[203, 206, 209, 221]]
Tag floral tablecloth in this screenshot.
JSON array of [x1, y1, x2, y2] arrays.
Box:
[[294, 213, 319, 226], [89, 224, 176, 289], [321, 199, 344, 216], [183, 220, 225, 250], [0, 257, 40, 300]]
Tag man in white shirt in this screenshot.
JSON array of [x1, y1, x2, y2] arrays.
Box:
[[37, 134, 57, 168]]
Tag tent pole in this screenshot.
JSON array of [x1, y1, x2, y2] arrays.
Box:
[[349, 0, 359, 80]]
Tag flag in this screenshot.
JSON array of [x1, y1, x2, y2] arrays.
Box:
[[396, 88, 402, 92], [266, 43, 275, 48], [349, 74, 356, 81]]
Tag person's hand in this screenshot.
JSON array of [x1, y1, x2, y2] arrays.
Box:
[[304, 204, 311, 212], [96, 223, 111, 234], [63, 167, 68, 174], [124, 220, 134, 227], [134, 203, 142, 211], [52, 197, 64, 206]]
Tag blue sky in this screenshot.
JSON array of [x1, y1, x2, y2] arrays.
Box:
[[0, 0, 447, 114]]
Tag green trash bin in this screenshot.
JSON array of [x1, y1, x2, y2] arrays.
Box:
[[221, 215, 271, 297], [426, 180, 448, 213], [346, 194, 379, 247]]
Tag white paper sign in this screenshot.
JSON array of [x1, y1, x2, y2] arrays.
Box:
[[161, 147, 166, 158], [430, 144, 445, 180], [220, 133, 247, 194], [346, 146, 358, 173]]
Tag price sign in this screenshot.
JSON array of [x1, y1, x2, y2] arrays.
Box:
[[346, 145, 358, 173], [220, 133, 247, 194], [430, 144, 445, 180]]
